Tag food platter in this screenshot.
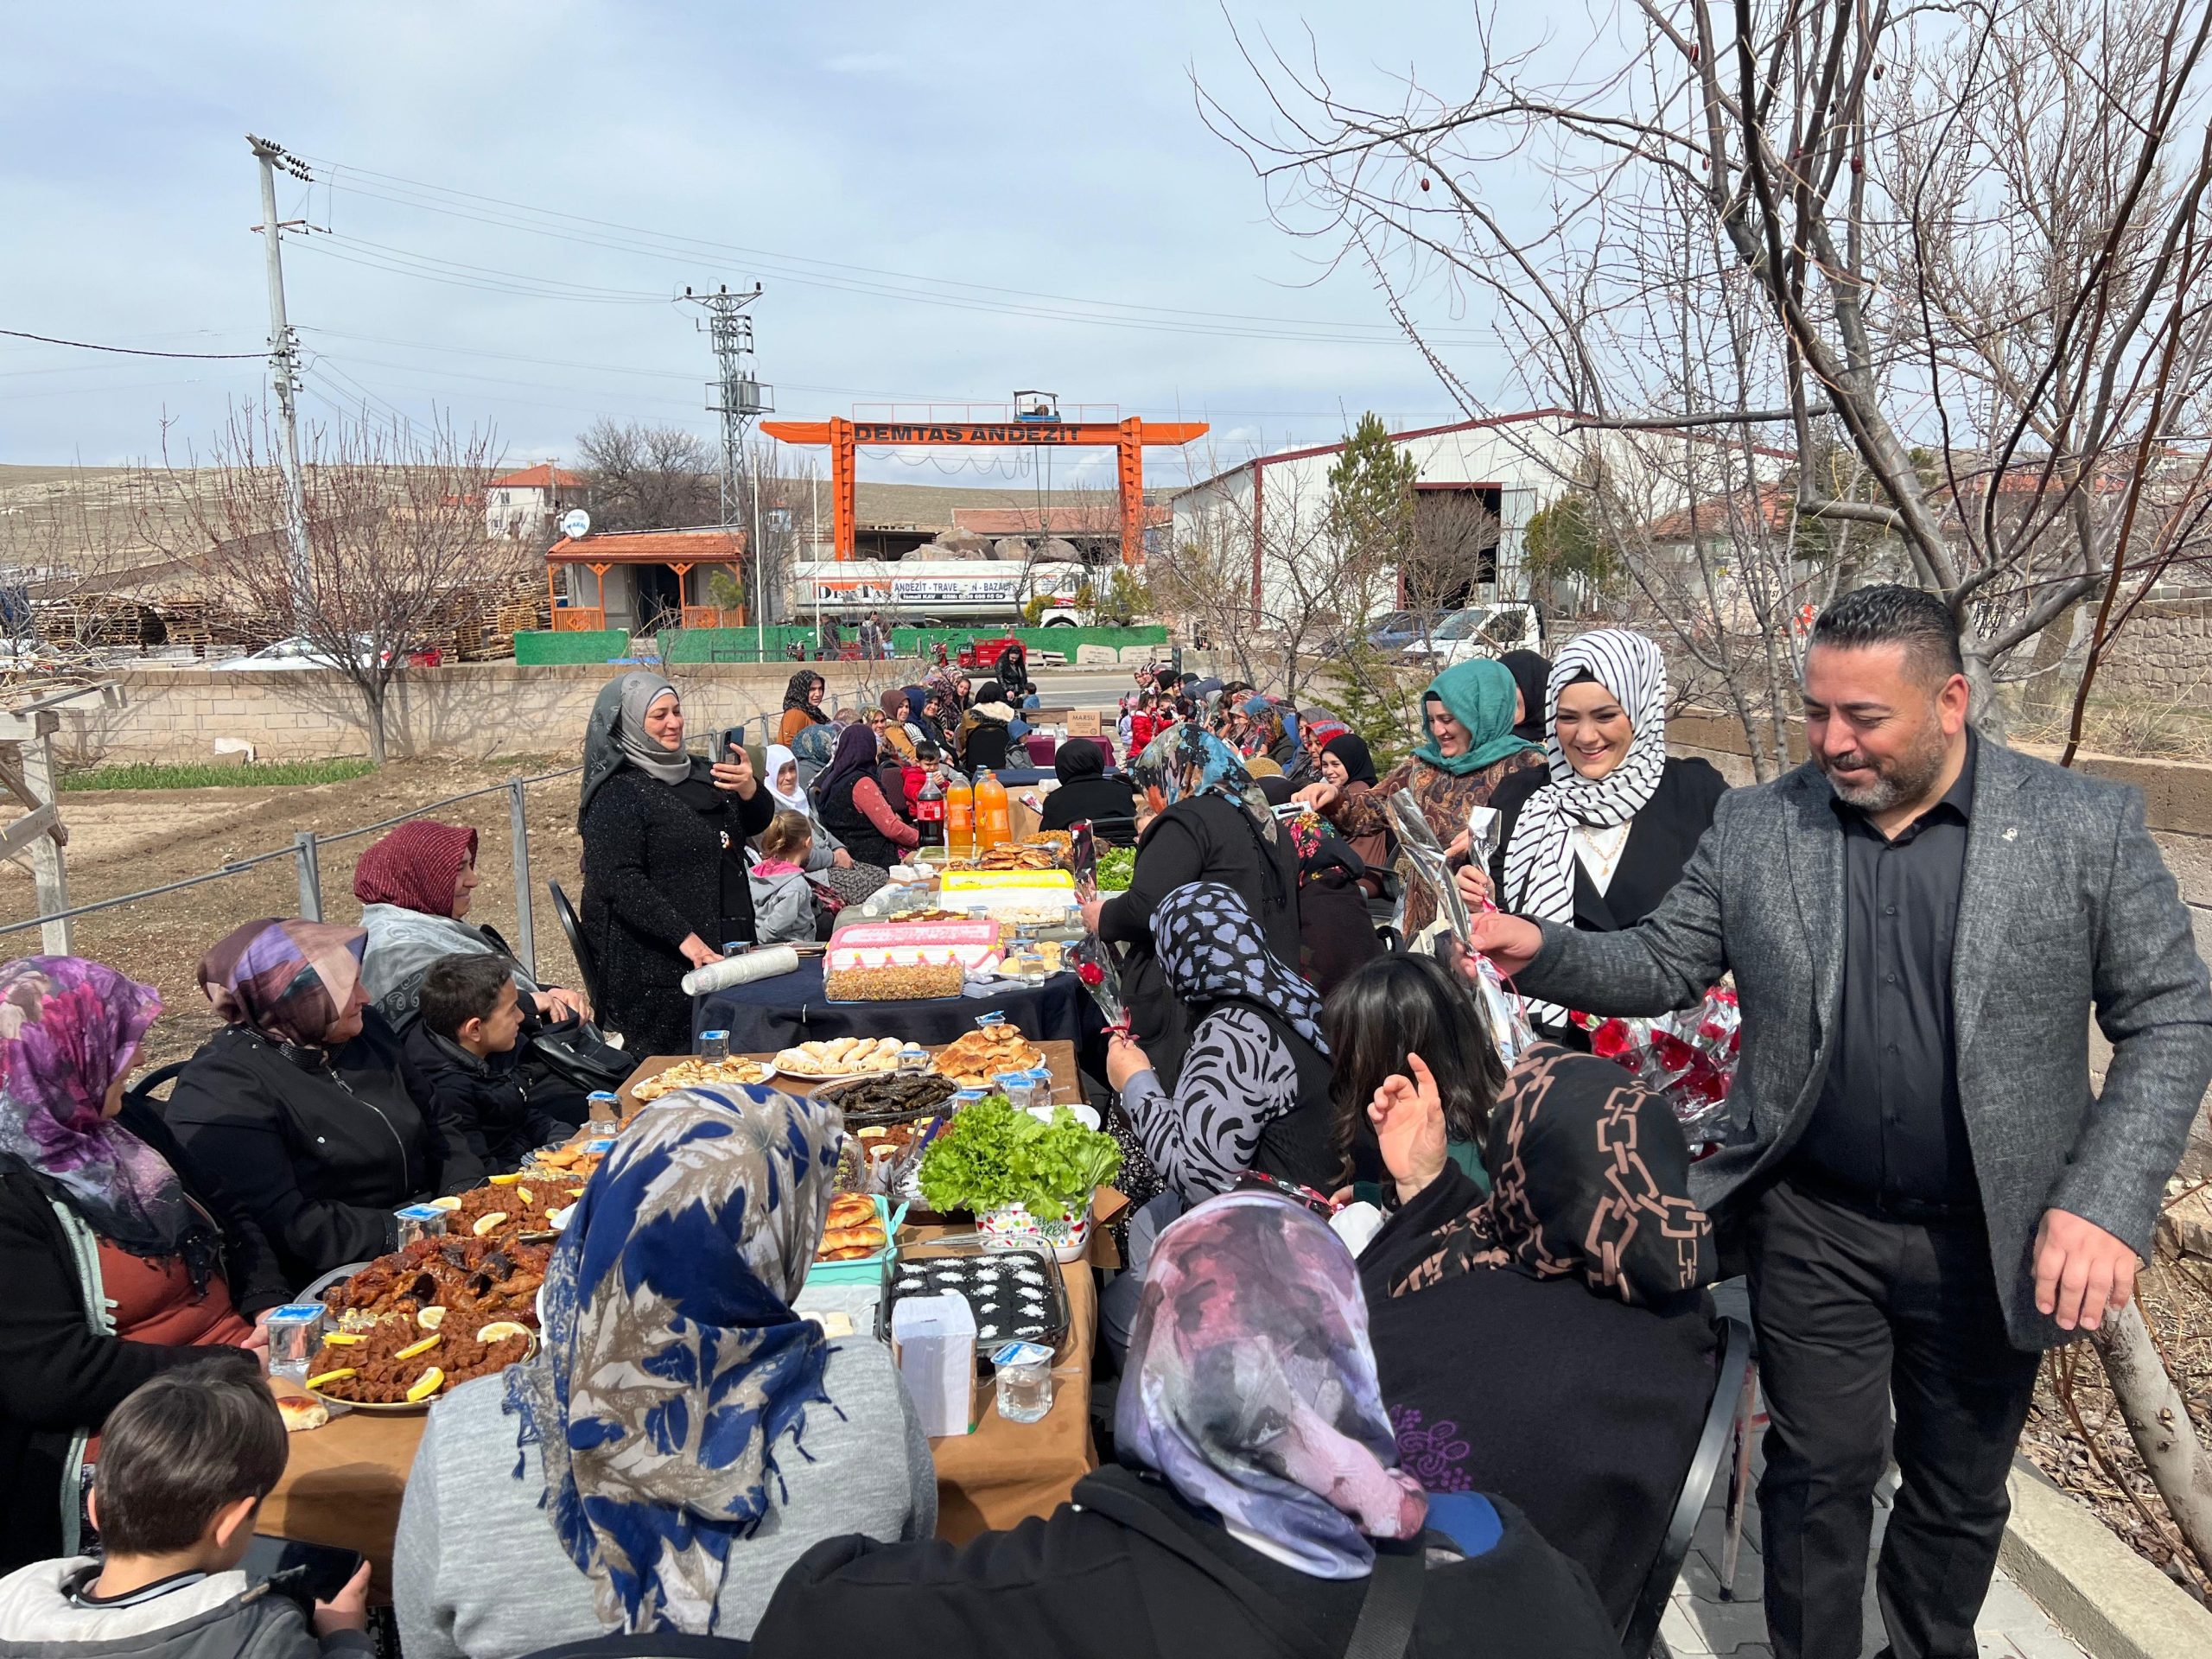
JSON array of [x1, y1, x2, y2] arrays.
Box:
[[773, 1036, 906, 1080], [628, 1056, 779, 1103]]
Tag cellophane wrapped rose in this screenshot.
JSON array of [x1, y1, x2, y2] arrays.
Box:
[[1576, 984, 1742, 1145]]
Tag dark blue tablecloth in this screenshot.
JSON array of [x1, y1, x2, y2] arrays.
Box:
[[691, 958, 1098, 1056]]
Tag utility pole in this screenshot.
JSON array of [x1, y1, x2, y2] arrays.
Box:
[[247, 134, 314, 618], [680, 284, 770, 654]]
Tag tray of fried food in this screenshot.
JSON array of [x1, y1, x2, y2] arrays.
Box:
[[450, 1175, 583, 1243], [817, 1191, 891, 1262], [931, 1025, 1046, 1088], [319, 1235, 551, 1335], [973, 842, 1059, 872], [629, 1055, 777, 1103], [525, 1141, 607, 1181], [774, 1035, 905, 1077], [304, 1316, 536, 1412]]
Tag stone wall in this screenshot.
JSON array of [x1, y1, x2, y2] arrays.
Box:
[[2094, 597, 2212, 702], [50, 661, 931, 768]]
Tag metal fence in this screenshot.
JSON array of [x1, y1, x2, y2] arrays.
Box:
[[0, 766, 582, 982]]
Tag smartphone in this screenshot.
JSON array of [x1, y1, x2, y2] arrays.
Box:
[[241, 1535, 362, 1605], [1233, 1170, 1342, 1218]]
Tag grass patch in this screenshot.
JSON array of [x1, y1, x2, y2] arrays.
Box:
[[60, 759, 378, 791]]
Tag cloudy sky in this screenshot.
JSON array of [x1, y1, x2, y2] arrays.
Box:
[[1, 2, 1548, 488]]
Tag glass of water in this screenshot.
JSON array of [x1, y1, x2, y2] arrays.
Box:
[[699, 1030, 731, 1065], [991, 1340, 1055, 1423]]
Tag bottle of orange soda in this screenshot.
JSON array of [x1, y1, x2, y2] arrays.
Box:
[[974, 768, 1011, 851], [945, 772, 976, 861]]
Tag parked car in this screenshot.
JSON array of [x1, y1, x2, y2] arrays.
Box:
[[211, 634, 393, 671], [1366, 610, 1426, 652], [1398, 604, 1541, 665]]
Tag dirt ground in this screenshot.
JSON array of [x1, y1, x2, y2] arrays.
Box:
[[0, 758, 588, 1068]]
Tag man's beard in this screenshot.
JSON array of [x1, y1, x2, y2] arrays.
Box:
[[1821, 715, 1950, 812]]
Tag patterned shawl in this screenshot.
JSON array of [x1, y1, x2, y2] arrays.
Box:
[[1151, 882, 1327, 1054], [198, 918, 368, 1052], [0, 957, 194, 1262], [1131, 723, 1275, 829], [506, 1083, 845, 1635], [1499, 630, 1669, 1021], [1385, 1044, 1713, 1306], [1116, 1192, 1428, 1578], [351, 820, 478, 917]]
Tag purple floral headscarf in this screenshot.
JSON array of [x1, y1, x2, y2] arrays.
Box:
[[0, 957, 192, 1257], [1115, 1192, 1428, 1578]]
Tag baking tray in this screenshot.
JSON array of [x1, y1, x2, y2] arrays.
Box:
[[874, 1233, 1069, 1349]]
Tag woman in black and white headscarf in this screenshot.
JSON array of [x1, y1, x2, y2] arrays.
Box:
[[1482, 630, 1728, 1037]]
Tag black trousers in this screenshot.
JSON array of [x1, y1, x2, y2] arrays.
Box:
[[1747, 1179, 2042, 1659]]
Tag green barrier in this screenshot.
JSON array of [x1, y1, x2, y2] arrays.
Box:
[[655, 622, 1170, 664], [514, 630, 632, 665]]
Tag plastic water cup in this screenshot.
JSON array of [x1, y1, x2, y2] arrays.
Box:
[[264, 1303, 327, 1381], [699, 1030, 731, 1065], [991, 1341, 1055, 1423]]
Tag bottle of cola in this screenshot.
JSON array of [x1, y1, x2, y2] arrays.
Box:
[[915, 771, 946, 854]]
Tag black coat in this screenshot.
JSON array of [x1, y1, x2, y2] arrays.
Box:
[[748, 1464, 1618, 1659], [399, 1023, 563, 1181], [1360, 1166, 1719, 1630], [1038, 775, 1140, 836], [166, 1008, 472, 1292], [0, 1103, 286, 1573], [961, 717, 1012, 773], [1487, 755, 1729, 932], [1098, 793, 1301, 1088], [579, 761, 777, 1059]]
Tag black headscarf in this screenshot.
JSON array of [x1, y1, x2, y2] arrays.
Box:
[[1498, 650, 1553, 745], [782, 670, 829, 721], [811, 721, 880, 805], [1322, 733, 1379, 788], [1054, 738, 1108, 784]]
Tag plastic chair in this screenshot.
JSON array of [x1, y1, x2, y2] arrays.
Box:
[[1618, 1314, 1756, 1659], [121, 1060, 189, 1120], [547, 880, 601, 1012], [517, 1637, 749, 1659]]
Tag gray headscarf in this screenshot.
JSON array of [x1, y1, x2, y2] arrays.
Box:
[[579, 672, 696, 823]]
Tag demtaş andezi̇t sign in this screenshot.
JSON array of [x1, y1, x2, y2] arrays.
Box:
[[850, 423, 1087, 445]]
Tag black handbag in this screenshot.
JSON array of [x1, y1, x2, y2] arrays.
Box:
[[526, 1012, 638, 1095]]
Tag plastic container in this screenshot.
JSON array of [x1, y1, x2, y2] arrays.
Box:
[[587, 1090, 621, 1122], [974, 770, 1011, 851], [699, 1030, 731, 1065], [991, 1340, 1055, 1423], [994, 1071, 1039, 1111], [264, 1302, 328, 1381], [945, 776, 975, 861], [393, 1203, 448, 1249], [891, 1292, 977, 1438]]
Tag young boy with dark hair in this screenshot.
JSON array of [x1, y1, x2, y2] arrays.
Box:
[[0, 1356, 371, 1656], [399, 951, 556, 1180]]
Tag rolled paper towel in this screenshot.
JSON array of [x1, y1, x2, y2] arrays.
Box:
[[682, 944, 801, 997]]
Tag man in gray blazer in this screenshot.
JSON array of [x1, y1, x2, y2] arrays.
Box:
[[1459, 585, 2212, 1659]]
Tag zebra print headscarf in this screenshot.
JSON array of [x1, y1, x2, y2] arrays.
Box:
[[1501, 631, 1669, 1020]]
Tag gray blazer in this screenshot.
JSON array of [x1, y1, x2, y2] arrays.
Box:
[[1517, 740, 2212, 1348]]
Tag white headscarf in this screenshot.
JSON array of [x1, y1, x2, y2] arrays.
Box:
[[763, 742, 811, 817], [1501, 630, 1669, 1020]]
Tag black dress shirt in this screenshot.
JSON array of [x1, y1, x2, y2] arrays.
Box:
[[1791, 734, 1980, 1214]]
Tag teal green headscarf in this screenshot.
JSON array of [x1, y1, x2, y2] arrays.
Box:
[[1411, 658, 1541, 776]]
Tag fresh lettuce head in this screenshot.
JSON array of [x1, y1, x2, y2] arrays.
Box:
[[918, 1094, 1123, 1220]]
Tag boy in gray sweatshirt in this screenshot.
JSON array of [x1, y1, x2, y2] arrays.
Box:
[[0, 1356, 371, 1659]]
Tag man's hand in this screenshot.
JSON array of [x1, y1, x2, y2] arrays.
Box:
[[1451, 910, 1541, 980], [678, 934, 724, 970], [1370, 1052, 1449, 1205], [1105, 1032, 1153, 1091], [314, 1560, 372, 1637], [1454, 863, 1495, 911], [2033, 1208, 2140, 1332], [711, 751, 756, 798]]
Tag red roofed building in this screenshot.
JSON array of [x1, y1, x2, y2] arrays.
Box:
[[546, 526, 749, 634], [486, 462, 588, 543]]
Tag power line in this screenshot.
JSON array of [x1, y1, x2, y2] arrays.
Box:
[[0, 328, 264, 360]]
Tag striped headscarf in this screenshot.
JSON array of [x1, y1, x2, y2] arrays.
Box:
[[507, 1083, 846, 1634], [1501, 632, 1669, 1020], [197, 918, 368, 1051]]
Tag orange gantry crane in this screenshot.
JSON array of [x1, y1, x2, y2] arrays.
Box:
[[760, 402, 1209, 565]]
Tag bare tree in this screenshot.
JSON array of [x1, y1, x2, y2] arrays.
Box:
[[151, 404, 507, 763], [575, 419, 718, 532], [1203, 0, 2212, 741]]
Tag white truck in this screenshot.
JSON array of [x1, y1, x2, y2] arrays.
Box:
[[789, 558, 1090, 627]]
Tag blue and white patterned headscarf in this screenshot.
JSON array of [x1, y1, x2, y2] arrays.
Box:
[[1151, 882, 1328, 1054], [505, 1084, 846, 1635]]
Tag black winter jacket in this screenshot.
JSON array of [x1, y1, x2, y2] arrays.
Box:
[[748, 1464, 1618, 1659], [165, 1009, 473, 1292], [1098, 792, 1300, 1088], [398, 1023, 562, 1181], [579, 762, 776, 1059], [0, 1103, 286, 1573]]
